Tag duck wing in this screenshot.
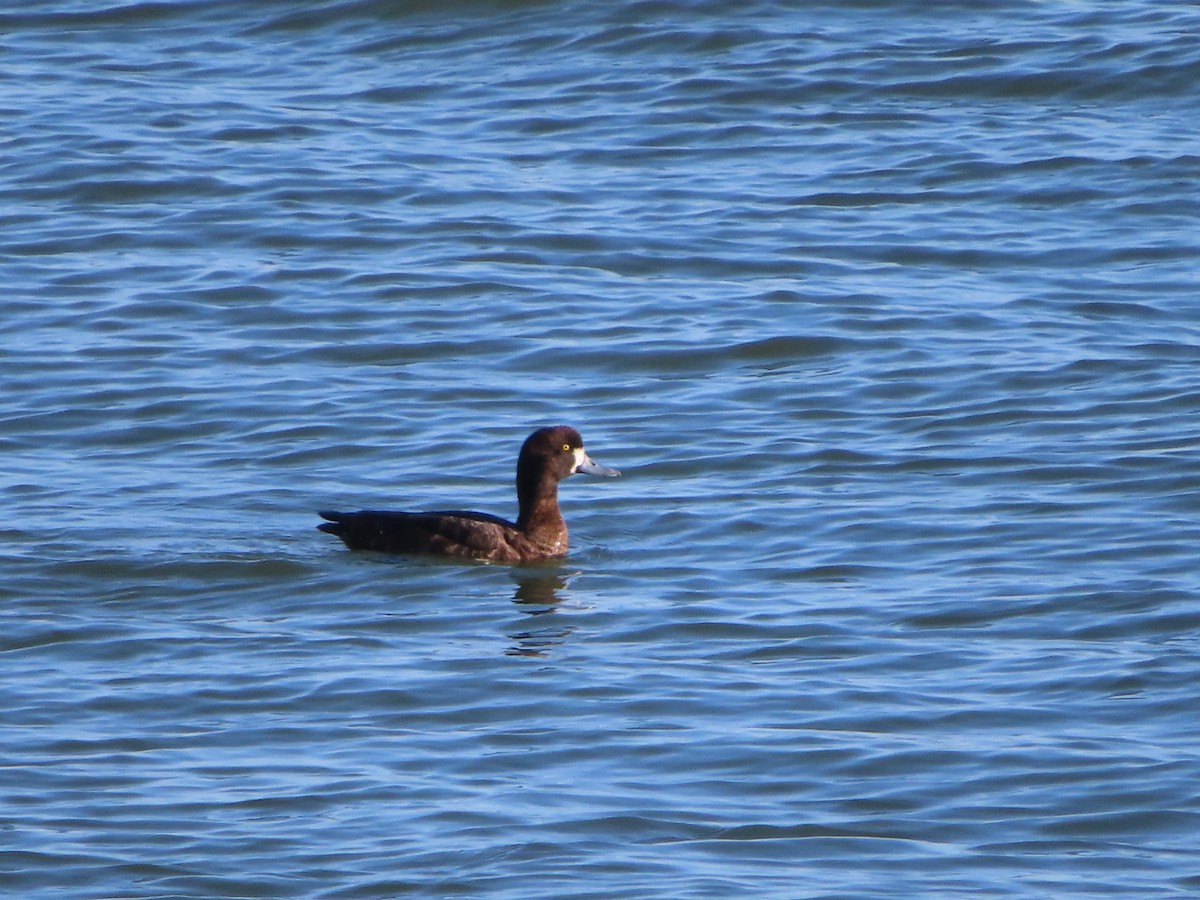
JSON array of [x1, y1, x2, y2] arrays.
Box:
[[318, 509, 522, 560]]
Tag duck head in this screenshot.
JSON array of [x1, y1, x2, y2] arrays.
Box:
[[518, 425, 620, 484]]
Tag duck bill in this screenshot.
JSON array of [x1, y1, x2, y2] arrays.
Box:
[[575, 450, 620, 477]]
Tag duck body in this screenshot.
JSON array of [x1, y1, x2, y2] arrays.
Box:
[[318, 425, 618, 564], [317, 508, 565, 564]]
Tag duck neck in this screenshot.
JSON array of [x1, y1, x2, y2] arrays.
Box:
[[516, 468, 565, 539]]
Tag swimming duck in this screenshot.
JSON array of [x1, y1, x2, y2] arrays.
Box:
[[318, 425, 619, 564]]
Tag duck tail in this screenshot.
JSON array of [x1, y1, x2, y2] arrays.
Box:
[[317, 510, 347, 536]]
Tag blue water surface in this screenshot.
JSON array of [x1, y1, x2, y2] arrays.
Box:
[[2, 1, 1200, 897]]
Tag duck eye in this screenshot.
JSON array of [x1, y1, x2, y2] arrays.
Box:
[[562, 443, 572, 452]]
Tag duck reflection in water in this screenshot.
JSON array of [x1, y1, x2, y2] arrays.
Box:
[[507, 570, 575, 657]]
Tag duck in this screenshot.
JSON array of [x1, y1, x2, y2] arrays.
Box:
[[318, 425, 619, 564]]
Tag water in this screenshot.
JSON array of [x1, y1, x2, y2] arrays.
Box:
[[3, 1, 1200, 896]]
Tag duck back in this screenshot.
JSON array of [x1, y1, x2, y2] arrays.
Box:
[[317, 509, 562, 563]]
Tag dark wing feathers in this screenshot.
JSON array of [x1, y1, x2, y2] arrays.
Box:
[[317, 510, 519, 560]]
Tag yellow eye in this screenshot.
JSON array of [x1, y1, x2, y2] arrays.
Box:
[[562, 443, 571, 452]]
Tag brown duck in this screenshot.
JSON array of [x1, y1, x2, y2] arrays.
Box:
[[318, 425, 619, 564]]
